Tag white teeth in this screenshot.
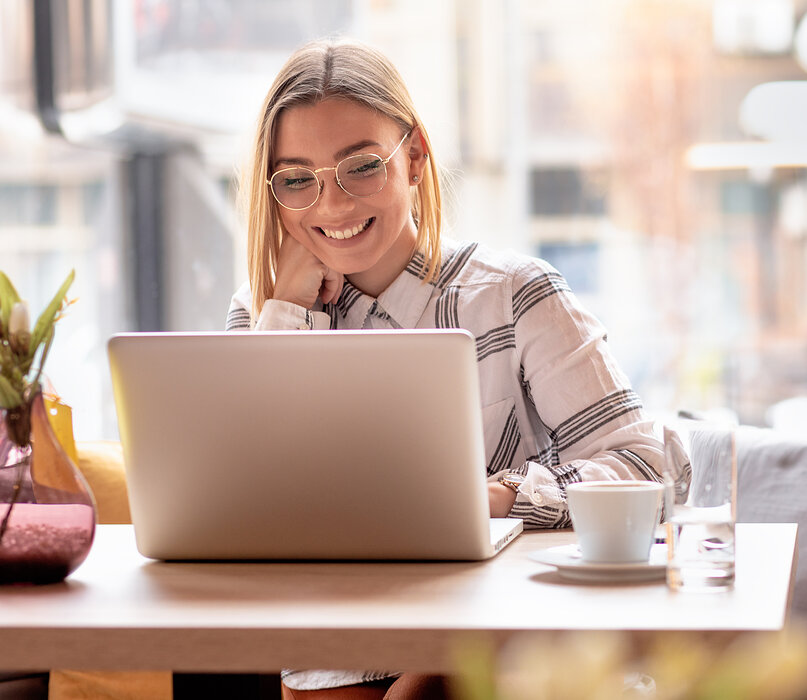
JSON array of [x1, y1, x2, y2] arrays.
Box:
[[322, 218, 372, 240]]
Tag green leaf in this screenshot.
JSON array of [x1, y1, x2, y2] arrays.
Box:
[[28, 269, 74, 361], [31, 326, 54, 389], [0, 374, 22, 409], [0, 271, 22, 336]]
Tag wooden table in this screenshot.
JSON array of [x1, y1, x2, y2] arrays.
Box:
[[0, 523, 797, 673]]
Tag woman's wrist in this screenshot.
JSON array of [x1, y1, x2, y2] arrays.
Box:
[[488, 482, 517, 518]]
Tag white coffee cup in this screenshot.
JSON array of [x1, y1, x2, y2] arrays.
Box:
[[566, 481, 663, 563]]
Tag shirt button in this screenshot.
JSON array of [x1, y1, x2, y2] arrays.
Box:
[[533, 492, 543, 504]]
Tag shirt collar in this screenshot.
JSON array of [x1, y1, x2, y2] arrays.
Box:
[[332, 281, 376, 328], [330, 238, 466, 328]]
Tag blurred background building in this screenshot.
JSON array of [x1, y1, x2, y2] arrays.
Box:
[[1, 0, 806, 438]]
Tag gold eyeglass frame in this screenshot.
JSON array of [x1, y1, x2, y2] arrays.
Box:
[[267, 130, 411, 211]]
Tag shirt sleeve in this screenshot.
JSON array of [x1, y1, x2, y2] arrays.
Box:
[[225, 281, 253, 330], [254, 299, 331, 330], [224, 281, 330, 331], [507, 258, 668, 529]]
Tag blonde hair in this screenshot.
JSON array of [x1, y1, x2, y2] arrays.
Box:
[[241, 39, 443, 322]]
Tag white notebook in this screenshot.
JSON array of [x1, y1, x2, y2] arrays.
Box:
[[107, 329, 523, 561]]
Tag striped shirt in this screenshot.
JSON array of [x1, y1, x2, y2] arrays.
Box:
[[226, 238, 665, 691], [227, 238, 664, 527]]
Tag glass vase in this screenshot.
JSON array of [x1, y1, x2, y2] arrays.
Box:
[[0, 392, 96, 584]]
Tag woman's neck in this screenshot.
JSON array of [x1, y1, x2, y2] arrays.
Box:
[[346, 223, 418, 298]]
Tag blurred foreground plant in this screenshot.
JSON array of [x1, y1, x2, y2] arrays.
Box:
[[0, 270, 75, 446], [451, 625, 807, 700]]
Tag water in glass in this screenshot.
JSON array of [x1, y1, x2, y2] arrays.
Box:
[[666, 503, 735, 590], [662, 425, 736, 592]]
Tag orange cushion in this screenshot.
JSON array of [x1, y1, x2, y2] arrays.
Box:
[[75, 441, 131, 525]]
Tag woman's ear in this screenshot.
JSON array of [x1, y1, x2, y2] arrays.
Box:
[[407, 126, 429, 185]]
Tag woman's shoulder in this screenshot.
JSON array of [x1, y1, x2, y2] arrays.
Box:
[[442, 237, 562, 286], [229, 280, 252, 310]]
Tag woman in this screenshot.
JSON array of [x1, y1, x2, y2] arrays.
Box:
[[226, 38, 665, 700]]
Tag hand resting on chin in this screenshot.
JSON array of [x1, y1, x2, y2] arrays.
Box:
[[273, 235, 344, 308]]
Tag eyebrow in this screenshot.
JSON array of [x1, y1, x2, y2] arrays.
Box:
[[275, 139, 383, 168]]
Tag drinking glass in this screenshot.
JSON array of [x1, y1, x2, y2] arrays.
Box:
[[662, 424, 737, 591]]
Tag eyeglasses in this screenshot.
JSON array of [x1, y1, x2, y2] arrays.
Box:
[[267, 131, 410, 211]]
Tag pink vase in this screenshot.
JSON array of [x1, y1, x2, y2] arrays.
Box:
[[0, 392, 96, 584]]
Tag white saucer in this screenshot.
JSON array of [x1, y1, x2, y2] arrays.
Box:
[[528, 543, 668, 583]]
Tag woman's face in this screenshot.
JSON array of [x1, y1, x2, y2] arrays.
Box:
[[271, 98, 424, 296]]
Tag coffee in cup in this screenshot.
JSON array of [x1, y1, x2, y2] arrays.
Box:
[[566, 481, 663, 563]]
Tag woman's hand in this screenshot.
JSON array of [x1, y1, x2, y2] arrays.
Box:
[[273, 236, 344, 308], [488, 482, 517, 518]]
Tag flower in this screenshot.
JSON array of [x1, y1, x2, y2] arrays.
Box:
[[8, 301, 31, 355], [0, 270, 75, 447]]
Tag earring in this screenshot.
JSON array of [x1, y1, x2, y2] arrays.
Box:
[[412, 175, 420, 183]]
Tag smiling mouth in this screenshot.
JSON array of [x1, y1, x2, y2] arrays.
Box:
[[318, 218, 374, 240]]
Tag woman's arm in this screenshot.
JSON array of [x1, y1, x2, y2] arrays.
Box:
[[506, 259, 667, 528], [488, 481, 518, 517]]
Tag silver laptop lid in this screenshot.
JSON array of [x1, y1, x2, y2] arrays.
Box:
[[108, 329, 511, 561]]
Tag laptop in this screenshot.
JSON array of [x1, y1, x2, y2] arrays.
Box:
[[107, 329, 523, 561]]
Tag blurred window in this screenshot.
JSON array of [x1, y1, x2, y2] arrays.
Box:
[[720, 180, 774, 216], [0, 185, 58, 225], [537, 241, 600, 295], [82, 182, 107, 224], [3, 0, 807, 436], [530, 169, 607, 217]]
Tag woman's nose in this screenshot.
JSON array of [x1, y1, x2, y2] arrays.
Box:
[[316, 173, 353, 213]]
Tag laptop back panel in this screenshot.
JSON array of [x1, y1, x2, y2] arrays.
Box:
[[108, 330, 513, 561]]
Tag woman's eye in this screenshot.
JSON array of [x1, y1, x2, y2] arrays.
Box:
[[283, 175, 316, 190], [347, 158, 382, 177]]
